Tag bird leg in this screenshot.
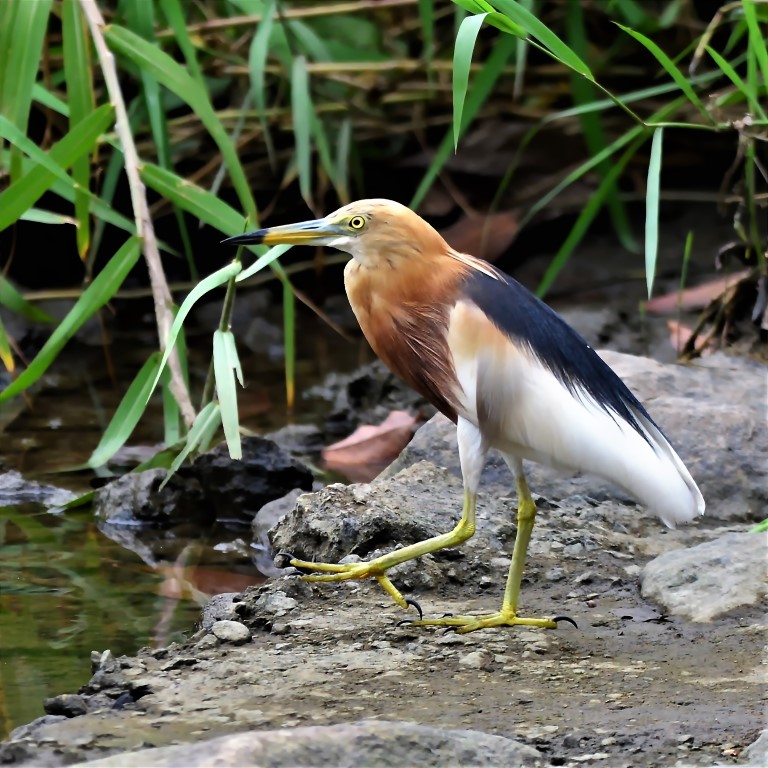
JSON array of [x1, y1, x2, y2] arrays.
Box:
[[409, 473, 573, 633], [277, 490, 478, 612]]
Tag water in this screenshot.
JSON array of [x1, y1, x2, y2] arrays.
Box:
[[0, 300, 370, 740]]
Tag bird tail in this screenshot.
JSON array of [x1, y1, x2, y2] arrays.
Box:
[[629, 410, 705, 528]]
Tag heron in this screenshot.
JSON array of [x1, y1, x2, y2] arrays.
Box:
[[224, 199, 705, 633]]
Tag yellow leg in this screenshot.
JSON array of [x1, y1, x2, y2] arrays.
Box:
[[410, 474, 572, 633], [280, 490, 478, 610]]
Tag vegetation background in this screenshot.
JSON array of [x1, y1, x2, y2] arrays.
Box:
[[0, 0, 765, 489]]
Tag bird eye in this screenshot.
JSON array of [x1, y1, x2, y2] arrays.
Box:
[[349, 216, 366, 230]]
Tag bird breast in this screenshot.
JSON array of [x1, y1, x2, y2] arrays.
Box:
[[344, 259, 465, 422]]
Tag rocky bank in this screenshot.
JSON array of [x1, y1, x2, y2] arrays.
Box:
[[1, 351, 766, 768]]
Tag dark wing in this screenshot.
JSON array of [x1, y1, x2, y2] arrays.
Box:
[[460, 265, 658, 444]]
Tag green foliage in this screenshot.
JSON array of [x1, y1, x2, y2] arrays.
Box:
[[449, 0, 768, 297]]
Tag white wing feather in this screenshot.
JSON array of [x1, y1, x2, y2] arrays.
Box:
[[448, 305, 705, 528]]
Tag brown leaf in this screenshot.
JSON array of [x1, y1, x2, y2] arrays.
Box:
[[440, 210, 519, 263], [667, 319, 714, 356], [645, 270, 750, 315], [322, 410, 417, 477]]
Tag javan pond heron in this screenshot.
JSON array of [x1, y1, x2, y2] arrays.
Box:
[[225, 199, 704, 633]]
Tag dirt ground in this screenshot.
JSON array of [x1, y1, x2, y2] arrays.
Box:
[[2, 508, 764, 768]]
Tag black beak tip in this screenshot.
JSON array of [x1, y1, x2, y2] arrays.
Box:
[[221, 231, 264, 246]]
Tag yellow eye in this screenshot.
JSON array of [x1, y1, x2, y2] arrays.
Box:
[[349, 215, 366, 230]]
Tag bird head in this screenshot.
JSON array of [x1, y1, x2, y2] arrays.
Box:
[[223, 199, 448, 269]]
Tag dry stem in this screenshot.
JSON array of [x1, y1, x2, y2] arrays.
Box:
[[80, 0, 196, 428]]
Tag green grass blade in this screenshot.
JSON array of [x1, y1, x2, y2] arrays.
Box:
[[105, 24, 257, 223], [0, 315, 15, 373], [148, 261, 243, 400], [1, 0, 53, 181], [453, 13, 488, 152], [248, 0, 277, 167], [335, 117, 352, 203], [0, 275, 55, 323], [743, 0, 768, 96], [20, 208, 76, 226], [705, 45, 767, 121], [31, 83, 70, 117], [160, 402, 221, 489], [291, 55, 313, 209], [537, 135, 647, 297], [566, 0, 636, 253], [87, 351, 162, 468], [492, 0, 593, 79], [0, 104, 114, 232], [411, 34, 516, 209], [61, 0, 94, 261], [282, 278, 296, 411], [645, 127, 664, 298], [617, 23, 713, 123], [419, 0, 435, 76], [140, 162, 247, 236], [161, 373, 181, 446], [236, 244, 292, 281], [157, 0, 205, 85], [0, 236, 142, 402], [213, 329, 242, 460]]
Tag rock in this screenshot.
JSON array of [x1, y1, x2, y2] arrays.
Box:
[[270, 462, 472, 566], [198, 593, 240, 632], [387, 352, 767, 523], [43, 694, 88, 718], [252, 589, 298, 617], [210, 620, 251, 645], [641, 531, 768, 621], [66, 721, 543, 767], [92, 469, 205, 527], [266, 423, 325, 456], [93, 438, 313, 528], [306, 360, 433, 441], [742, 729, 768, 767], [0, 470, 75, 508], [459, 649, 495, 671], [253, 488, 305, 540]]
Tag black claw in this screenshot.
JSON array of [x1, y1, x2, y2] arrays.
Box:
[[395, 619, 413, 627], [405, 598, 423, 621], [553, 614, 579, 629], [274, 551, 313, 575]]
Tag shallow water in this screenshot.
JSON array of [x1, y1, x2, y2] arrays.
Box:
[[0, 301, 368, 739]]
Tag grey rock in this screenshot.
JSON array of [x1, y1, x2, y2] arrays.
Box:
[[93, 437, 313, 528], [253, 488, 305, 539], [253, 589, 298, 617], [67, 720, 543, 767], [43, 694, 87, 718], [459, 649, 495, 671], [265, 423, 325, 455], [0, 470, 75, 508], [210, 620, 251, 645], [641, 531, 768, 621], [198, 593, 239, 632], [386, 352, 767, 523], [742, 729, 768, 767]]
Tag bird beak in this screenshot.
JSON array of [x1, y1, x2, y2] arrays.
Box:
[[222, 217, 344, 247]]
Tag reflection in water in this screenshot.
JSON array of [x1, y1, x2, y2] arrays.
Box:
[[0, 301, 373, 740], [0, 503, 267, 739]]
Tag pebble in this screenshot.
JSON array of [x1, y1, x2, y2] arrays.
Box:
[[459, 649, 494, 671], [544, 567, 566, 581], [211, 620, 251, 645], [255, 590, 298, 617]]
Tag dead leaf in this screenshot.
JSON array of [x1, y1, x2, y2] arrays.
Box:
[[322, 410, 417, 477], [667, 319, 714, 356], [440, 210, 519, 263], [645, 270, 750, 315]]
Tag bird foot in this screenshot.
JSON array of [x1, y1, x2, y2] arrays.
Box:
[[406, 609, 578, 634], [274, 551, 422, 617]]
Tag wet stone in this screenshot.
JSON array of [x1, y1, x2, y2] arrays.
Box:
[[211, 621, 251, 645], [43, 694, 88, 718], [459, 649, 495, 671]]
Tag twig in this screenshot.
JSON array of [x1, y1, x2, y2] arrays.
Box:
[[80, 0, 196, 428]]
